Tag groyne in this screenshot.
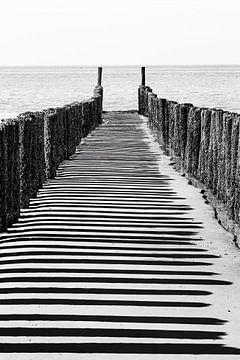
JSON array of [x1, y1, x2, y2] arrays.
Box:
[[138, 72, 240, 243], [0, 78, 103, 231]]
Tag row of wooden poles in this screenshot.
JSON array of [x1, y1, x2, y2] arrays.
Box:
[[0, 69, 103, 232], [138, 79, 240, 231]]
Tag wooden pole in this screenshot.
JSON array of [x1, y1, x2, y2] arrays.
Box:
[[97, 67, 103, 86], [141, 67, 146, 86]]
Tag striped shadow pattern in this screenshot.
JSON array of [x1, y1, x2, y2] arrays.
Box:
[[0, 111, 238, 355]]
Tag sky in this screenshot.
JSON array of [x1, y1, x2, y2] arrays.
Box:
[[0, 0, 240, 66]]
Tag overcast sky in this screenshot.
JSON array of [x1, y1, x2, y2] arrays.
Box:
[[0, 0, 239, 66]]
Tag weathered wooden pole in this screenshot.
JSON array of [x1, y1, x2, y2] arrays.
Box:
[[141, 67, 146, 86], [93, 67, 103, 121], [97, 67, 103, 86], [138, 67, 146, 114]]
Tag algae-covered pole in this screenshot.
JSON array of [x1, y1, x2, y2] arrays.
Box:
[[138, 67, 146, 114], [97, 67, 103, 86], [141, 67, 146, 86], [94, 67, 104, 116]]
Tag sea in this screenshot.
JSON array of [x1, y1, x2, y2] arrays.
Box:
[[1, 65, 240, 119]]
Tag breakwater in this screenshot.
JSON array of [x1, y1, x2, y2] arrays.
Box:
[[0, 82, 103, 231], [138, 79, 240, 241]]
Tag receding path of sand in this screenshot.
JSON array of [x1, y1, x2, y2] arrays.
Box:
[[0, 111, 240, 359]]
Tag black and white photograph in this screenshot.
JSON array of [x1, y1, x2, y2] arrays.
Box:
[[0, 0, 240, 359]]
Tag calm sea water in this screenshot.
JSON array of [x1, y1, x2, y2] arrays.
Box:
[[1, 65, 240, 119]]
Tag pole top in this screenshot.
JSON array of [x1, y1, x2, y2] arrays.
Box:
[[141, 67, 146, 86], [97, 67, 103, 86]]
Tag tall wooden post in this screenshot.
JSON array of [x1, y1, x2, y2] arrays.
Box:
[[97, 67, 103, 86], [138, 67, 146, 114], [141, 67, 146, 86], [94, 67, 103, 118]]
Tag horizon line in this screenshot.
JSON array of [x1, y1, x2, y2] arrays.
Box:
[[0, 64, 240, 67]]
